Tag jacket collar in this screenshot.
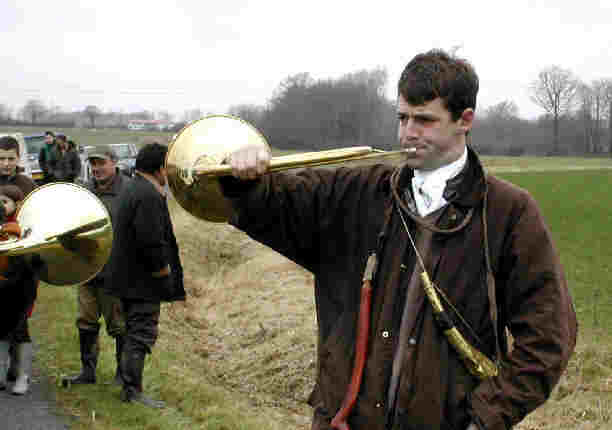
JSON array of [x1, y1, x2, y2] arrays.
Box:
[[135, 171, 166, 196], [91, 170, 124, 195]]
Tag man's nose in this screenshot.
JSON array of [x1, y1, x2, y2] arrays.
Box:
[[400, 120, 419, 140]]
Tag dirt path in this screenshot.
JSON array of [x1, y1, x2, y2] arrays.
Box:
[[0, 342, 73, 430]]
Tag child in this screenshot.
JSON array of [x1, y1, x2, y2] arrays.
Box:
[[0, 185, 24, 222], [0, 184, 38, 395]]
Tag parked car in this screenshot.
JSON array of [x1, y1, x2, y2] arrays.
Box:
[[77, 145, 96, 184], [109, 143, 138, 177]]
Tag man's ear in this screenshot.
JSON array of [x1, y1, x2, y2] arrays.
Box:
[[458, 108, 475, 134]]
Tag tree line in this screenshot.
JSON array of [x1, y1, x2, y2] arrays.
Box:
[[230, 65, 612, 157], [2, 65, 611, 156]]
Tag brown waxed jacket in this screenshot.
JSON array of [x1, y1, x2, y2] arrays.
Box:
[[223, 147, 577, 430]]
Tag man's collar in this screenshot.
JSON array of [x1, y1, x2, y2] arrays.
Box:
[[396, 145, 486, 208], [94, 172, 120, 192], [135, 171, 166, 196], [413, 146, 467, 188]]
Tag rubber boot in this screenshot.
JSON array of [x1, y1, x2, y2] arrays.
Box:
[[120, 349, 165, 408], [112, 336, 124, 386], [11, 342, 33, 395], [61, 329, 98, 387], [0, 341, 9, 390], [6, 343, 16, 381]]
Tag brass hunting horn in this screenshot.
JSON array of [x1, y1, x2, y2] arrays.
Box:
[[0, 182, 113, 286], [166, 114, 410, 222]]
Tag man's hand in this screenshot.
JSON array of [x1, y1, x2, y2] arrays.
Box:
[[466, 422, 479, 430], [226, 144, 271, 180]]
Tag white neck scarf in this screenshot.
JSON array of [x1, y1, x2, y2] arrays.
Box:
[[411, 146, 467, 216]]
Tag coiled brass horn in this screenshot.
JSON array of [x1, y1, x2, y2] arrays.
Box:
[[0, 182, 113, 286], [166, 114, 410, 222]]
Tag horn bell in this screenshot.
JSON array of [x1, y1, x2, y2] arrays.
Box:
[[166, 114, 270, 223], [0, 182, 113, 286]]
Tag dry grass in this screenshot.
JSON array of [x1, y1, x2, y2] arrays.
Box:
[[162, 199, 317, 428]]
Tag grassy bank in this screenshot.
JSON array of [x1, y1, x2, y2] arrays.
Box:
[[29, 165, 612, 429]]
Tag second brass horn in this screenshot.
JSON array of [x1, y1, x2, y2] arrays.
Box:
[[167, 114, 409, 222], [0, 182, 113, 286]]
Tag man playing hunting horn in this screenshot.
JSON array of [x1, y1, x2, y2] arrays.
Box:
[[221, 49, 577, 430]]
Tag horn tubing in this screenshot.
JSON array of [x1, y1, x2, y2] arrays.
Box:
[[194, 147, 410, 178]]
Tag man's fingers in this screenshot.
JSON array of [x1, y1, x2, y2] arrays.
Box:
[[256, 148, 270, 175], [229, 146, 270, 180]]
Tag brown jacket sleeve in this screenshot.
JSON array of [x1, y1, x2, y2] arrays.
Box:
[[222, 168, 361, 272], [469, 190, 577, 430]]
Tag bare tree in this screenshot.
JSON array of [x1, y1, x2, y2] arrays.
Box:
[[227, 104, 266, 127], [589, 79, 609, 153], [484, 100, 519, 121], [21, 99, 47, 124], [83, 105, 102, 128], [0, 104, 12, 122], [530, 66, 578, 154], [155, 110, 173, 122], [577, 83, 595, 154], [182, 108, 203, 123], [602, 79, 612, 156]]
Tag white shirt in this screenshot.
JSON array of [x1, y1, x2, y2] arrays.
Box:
[[411, 146, 467, 216]]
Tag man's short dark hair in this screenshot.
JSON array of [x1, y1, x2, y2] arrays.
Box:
[[0, 136, 20, 156], [398, 49, 479, 121], [135, 143, 167, 174], [45, 130, 55, 138]]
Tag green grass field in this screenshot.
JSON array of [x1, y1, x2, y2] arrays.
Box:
[[23, 156, 612, 429]]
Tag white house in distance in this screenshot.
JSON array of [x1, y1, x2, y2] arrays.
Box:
[[127, 119, 173, 131]]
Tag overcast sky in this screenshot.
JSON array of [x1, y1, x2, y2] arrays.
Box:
[[2, 0, 611, 120]]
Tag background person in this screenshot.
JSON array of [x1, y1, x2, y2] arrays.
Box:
[[219, 49, 577, 430], [38, 131, 58, 184], [0, 211, 38, 395], [108, 142, 185, 408], [61, 146, 128, 387], [54, 135, 81, 183], [0, 136, 36, 195]]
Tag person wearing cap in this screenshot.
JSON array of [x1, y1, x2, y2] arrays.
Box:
[[108, 142, 185, 408], [0, 139, 39, 395], [53, 134, 81, 183], [61, 145, 129, 388], [38, 131, 59, 184]]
